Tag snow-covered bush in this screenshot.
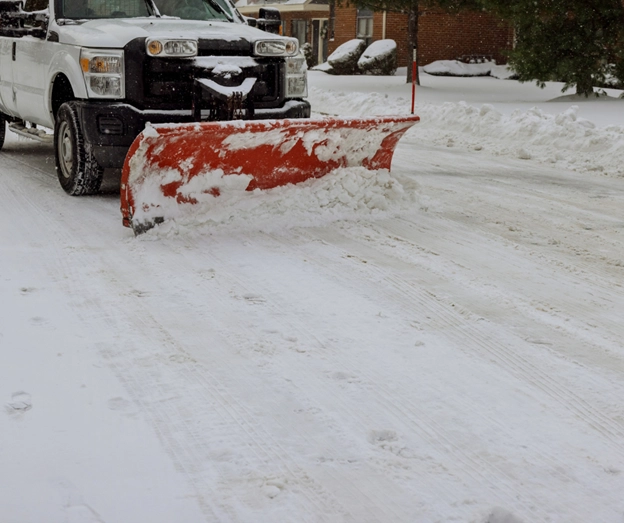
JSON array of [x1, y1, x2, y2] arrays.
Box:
[[326, 39, 366, 75], [424, 60, 492, 77], [301, 42, 314, 69], [358, 39, 397, 76], [423, 59, 518, 80]]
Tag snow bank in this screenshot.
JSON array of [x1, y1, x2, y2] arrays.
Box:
[[420, 102, 624, 176], [309, 87, 624, 178], [136, 167, 418, 237]]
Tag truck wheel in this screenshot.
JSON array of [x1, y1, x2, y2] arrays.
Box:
[[0, 113, 6, 151], [55, 102, 103, 195]]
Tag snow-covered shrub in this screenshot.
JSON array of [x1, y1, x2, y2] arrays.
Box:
[[326, 39, 366, 75], [423, 60, 519, 79], [358, 39, 397, 76], [424, 60, 493, 77], [301, 43, 314, 69]]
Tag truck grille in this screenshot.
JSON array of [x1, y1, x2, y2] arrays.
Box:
[[123, 38, 284, 112]]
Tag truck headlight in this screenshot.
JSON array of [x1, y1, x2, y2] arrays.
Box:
[[254, 38, 298, 57], [285, 53, 307, 98], [146, 38, 198, 57], [80, 50, 124, 98]]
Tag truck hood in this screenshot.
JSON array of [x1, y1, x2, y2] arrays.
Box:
[[58, 18, 271, 48]]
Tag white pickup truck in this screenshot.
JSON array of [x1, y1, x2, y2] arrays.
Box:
[[0, 0, 309, 194]]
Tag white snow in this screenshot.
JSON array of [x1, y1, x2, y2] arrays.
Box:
[[211, 63, 244, 77], [327, 38, 364, 62], [2, 68, 624, 523], [194, 56, 260, 70], [131, 166, 416, 236], [309, 69, 624, 178], [421, 59, 516, 79], [359, 38, 396, 62], [196, 76, 256, 95]]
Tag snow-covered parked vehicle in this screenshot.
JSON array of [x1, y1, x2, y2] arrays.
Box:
[[0, 0, 310, 194]]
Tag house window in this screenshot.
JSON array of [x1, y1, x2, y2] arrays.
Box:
[[291, 19, 308, 47], [356, 8, 373, 46]]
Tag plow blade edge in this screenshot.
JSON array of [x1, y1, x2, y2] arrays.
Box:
[[120, 115, 420, 232]]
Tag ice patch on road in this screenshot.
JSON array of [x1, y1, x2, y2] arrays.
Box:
[[133, 166, 418, 237]]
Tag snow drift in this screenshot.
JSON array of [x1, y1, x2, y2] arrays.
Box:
[[309, 86, 624, 178]]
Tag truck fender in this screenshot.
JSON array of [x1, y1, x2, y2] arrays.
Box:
[[46, 47, 88, 122]]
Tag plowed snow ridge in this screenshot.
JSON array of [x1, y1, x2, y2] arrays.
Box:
[[137, 167, 419, 237], [310, 86, 624, 178]]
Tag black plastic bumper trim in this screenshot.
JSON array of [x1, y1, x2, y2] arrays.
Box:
[[73, 99, 311, 169]]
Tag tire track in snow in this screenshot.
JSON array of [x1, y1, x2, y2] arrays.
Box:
[[258, 226, 624, 521], [304, 225, 624, 455], [392, 149, 624, 374], [396, 146, 624, 352], [0, 160, 349, 521], [4, 141, 624, 521], [374, 215, 624, 370], [396, 149, 624, 291], [427, 178, 624, 300], [64, 263, 350, 522], [247, 231, 565, 521], [152, 238, 416, 522], [166, 235, 537, 521]]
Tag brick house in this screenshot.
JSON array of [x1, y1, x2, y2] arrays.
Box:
[[331, 4, 514, 68], [236, 1, 513, 68]]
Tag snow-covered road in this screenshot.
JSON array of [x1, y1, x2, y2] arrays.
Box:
[[2, 74, 624, 523]]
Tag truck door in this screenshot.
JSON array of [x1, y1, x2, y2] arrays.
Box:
[[0, 3, 19, 115], [13, 0, 51, 124]]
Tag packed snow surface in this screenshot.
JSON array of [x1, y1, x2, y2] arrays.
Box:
[[2, 69, 624, 523]]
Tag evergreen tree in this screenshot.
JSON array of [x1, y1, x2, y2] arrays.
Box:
[[481, 0, 624, 96]]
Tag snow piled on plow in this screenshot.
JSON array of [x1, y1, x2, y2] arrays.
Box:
[[131, 165, 418, 237]]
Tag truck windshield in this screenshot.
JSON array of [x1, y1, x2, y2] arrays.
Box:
[[60, 0, 235, 21], [154, 0, 234, 20]]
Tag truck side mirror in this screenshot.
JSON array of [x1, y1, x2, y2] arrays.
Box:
[[22, 11, 48, 38], [0, 0, 23, 33], [0, 0, 48, 38], [23, 0, 48, 10], [244, 16, 256, 27], [257, 7, 281, 35]]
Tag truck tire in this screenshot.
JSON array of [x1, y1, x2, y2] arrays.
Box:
[[0, 113, 6, 151], [55, 102, 104, 195]]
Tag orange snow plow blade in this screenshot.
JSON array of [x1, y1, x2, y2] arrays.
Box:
[[121, 115, 419, 233]]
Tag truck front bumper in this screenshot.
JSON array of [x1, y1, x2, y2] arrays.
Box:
[[75, 99, 311, 169]]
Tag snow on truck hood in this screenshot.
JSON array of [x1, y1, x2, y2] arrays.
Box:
[[58, 18, 268, 48]]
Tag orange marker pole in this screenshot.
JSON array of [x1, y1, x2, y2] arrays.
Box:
[[411, 46, 417, 114]]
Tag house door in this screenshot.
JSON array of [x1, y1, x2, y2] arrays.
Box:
[[311, 19, 328, 66]]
